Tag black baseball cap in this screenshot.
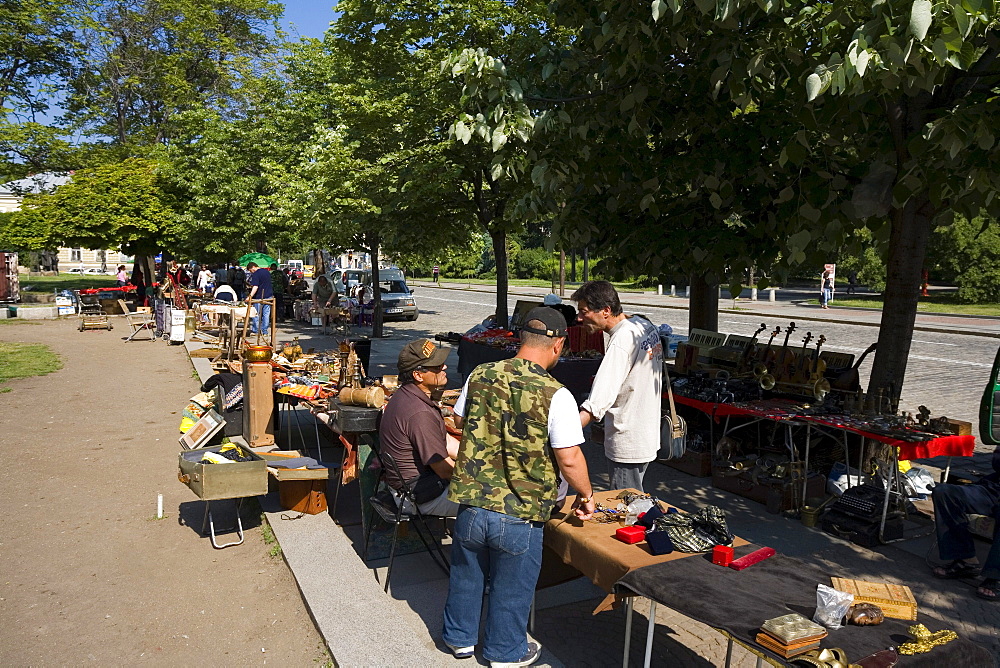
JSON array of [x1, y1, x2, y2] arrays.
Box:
[[521, 306, 568, 338]]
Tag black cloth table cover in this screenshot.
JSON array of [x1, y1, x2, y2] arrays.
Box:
[[457, 337, 601, 403], [614, 545, 994, 667]]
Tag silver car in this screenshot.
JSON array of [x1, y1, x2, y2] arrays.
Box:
[[373, 268, 417, 321]]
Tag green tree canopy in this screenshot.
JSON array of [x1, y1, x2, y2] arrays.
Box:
[[9, 157, 176, 255]]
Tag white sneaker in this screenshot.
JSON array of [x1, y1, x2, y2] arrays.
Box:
[[446, 643, 475, 659], [490, 641, 542, 668]]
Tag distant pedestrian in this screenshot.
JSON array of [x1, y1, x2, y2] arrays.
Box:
[[847, 270, 859, 295], [197, 265, 214, 293], [228, 263, 247, 301], [115, 265, 128, 287], [432, 264, 440, 283], [246, 262, 273, 336], [213, 263, 229, 289], [820, 269, 834, 309], [270, 263, 287, 322]]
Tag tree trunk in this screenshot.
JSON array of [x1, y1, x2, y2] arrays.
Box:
[[582, 246, 589, 282], [491, 230, 509, 330], [571, 249, 577, 283], [312, 249, 324, 275], [866, 198, 933, 409], [688, 272, 719, 331], [559, 249, 565, 296], [370, 237, 383, 338]]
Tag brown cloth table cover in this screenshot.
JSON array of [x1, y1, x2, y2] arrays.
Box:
[[543, 489, 749, 611], [614, 544, 994, 666]]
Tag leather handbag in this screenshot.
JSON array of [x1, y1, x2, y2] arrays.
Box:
[[660, 366, 688, 459]]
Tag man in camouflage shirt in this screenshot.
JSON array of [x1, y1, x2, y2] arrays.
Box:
[[442, 308, 595, 667]]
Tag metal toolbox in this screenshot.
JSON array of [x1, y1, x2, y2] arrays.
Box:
[[178, 445, 268, 500]]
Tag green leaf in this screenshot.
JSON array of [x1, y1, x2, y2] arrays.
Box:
[[954, 6, 970, 38], [491, 131, 507, 152], [856, 50, 871, 77], [709, 192, 722, 208], [652, 0, 667, 22], [909, 0, 932, 41], [806, 73, 822, 101]]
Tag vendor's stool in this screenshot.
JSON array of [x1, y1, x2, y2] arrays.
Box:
[[363, 450, 450, 593]]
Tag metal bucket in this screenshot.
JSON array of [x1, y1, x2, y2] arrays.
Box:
[[801, 496, 827, 527]]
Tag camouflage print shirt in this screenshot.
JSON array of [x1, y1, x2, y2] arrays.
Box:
[[449, 357, 564, 522]]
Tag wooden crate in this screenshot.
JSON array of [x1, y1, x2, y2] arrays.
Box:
[[830, 577, 917, 621], [660, 449, 712, 477]]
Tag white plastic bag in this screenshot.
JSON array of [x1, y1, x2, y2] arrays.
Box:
[[827, 462, 865, 497], [813, 584, 854, 630]]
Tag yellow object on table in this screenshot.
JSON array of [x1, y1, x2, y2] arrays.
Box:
[[897, 624, 958, 655]]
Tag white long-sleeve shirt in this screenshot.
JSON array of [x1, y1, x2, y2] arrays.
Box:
[[582, 316, 663, 463]]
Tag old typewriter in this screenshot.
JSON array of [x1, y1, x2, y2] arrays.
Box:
[[830, 483, 889, 520], [822, 481, 905, 546]]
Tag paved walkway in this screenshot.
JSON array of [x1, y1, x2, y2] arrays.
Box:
[[186, 320, 1000, 667]]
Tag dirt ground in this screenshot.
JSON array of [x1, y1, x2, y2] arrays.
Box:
[[0, 318, 327, 666]]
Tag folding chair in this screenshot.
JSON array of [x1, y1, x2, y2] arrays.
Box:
[[118, 298, 156, 341], [363, 449, 450, 593]]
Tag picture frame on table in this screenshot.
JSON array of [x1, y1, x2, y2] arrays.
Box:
[[179, 409, 226, 449]]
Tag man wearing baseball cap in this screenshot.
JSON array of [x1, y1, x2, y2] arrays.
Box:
[[442, 307, 595, 666], [379, 339, 460, 517]]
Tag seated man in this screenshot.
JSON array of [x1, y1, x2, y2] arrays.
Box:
[[378, 339, 460, 517], [931, 446, 999, 601]]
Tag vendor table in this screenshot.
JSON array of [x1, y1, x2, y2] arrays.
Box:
[[311, 400, 381, 523], [543, 490, 992, 668], [457, 337, 601, 402], [672, 394, 976, 540], [615, 545, 994, 667]]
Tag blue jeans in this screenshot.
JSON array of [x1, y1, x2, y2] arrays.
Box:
[[251, 303, 271, 335], [933, 484, 1000, 579], [821, 288, 833, 306], [442, 506, 544, 662]]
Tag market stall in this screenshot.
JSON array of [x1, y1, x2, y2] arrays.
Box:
[[542, 489, 993, 667], [660, 322, 977, 547]]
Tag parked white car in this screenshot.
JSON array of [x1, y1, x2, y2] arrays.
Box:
[[65, 268, 85, 274]]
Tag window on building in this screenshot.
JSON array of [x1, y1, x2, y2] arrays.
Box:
[[70, 248, 81, 262]]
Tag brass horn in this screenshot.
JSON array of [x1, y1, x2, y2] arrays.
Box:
[[753, 363, 769, 379], [759, 373, 776, 390], [813, 378, 831, 401]]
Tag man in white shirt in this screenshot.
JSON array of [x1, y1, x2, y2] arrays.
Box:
[[573, 280, 663, 492]]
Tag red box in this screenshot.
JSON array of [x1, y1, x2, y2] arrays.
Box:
[[615, 526, 647, 544], [712, 545, 734, 566]]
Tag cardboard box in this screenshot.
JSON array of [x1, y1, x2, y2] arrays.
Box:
[[830, 577, 917, 621]]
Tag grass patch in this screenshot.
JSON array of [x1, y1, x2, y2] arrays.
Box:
[[0, 318, 40, 325], [807, 295, 1000, 316], [0, 342, 63, 392], [260, 513, 283, 558], [19, 274, 118, 302]]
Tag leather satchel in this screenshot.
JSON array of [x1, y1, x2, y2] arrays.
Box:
[[660, 366, 688, 459]]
